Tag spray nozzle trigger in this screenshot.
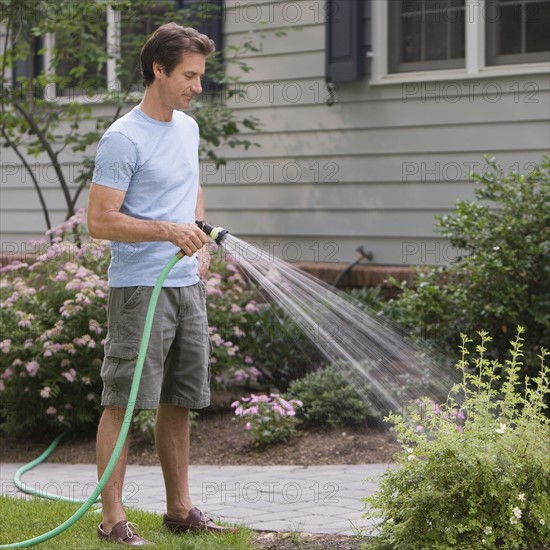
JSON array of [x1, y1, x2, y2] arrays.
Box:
[[196, 220, 229, 245]]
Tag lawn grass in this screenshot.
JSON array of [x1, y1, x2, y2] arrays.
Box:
[[0, 496, 254, 549]]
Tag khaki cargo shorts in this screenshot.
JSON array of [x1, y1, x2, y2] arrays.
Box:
[[100, 282, 211, 410]]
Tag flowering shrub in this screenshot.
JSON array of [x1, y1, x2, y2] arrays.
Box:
[[231, 393, 303, 446], [363, 328, 550, 550], [0, 210, 108, 436], [203, 251, 266, 391]]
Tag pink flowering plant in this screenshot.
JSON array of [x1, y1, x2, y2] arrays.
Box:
[[363, 328, 550, 550], [231, 393, 303, 447], [0, 210, 109, 436], [203, 251, 266, 392]]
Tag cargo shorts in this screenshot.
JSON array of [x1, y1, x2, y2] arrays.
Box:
[[100, 282, 211, 410]]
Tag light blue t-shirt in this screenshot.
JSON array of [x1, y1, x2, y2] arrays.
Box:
[[92, 106, 200, 287]]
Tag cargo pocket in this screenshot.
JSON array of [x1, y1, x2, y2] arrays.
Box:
[[101, 340, 139, 391]]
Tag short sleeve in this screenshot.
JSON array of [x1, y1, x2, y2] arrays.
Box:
[[92, 131, 139, 192]]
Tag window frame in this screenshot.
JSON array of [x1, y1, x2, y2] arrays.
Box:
[[371, 0, 550, 85], [388, 0, 467, 74], [485, 0, 550, 66]]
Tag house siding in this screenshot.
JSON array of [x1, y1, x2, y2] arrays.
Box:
[[204, 0, 550, 265], [2, 0, 549, 266]]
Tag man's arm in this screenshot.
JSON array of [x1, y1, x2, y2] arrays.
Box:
[[87, 183, 207, 257]]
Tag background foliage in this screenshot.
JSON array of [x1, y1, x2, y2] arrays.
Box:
[[379, 157, 550, 379]]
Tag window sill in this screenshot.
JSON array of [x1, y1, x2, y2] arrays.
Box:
[[370, 62, 550, 86]]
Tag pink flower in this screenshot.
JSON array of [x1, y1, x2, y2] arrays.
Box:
[[0, 339, 12, 353], [233, 326, 245, 338], [40, 386, 51, 398], [87, 393, 95, 401], [234, 370, 246, 383], [46, 406, 57, 415], [248, 367, 262, 378], [25, 361, 40, 377], [245, 301, 260, 313], [230, 304, 242, 314], [55, 271, 68, 282], [2, 367, 14, 380], [244, 355, 254, 365], [245, 422, 251, 431], [62, 368, 77, 382], [89, 320, 103, 334], [211, 333, 224, 347]]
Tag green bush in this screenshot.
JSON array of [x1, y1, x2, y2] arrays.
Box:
[[383, 156, 550, 376], [287, 364, 375, 427], [363, 328, 550, 550], [241, 303, 325, 392]]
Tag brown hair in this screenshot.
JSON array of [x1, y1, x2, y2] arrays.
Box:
[[140, 23, 215, 87]]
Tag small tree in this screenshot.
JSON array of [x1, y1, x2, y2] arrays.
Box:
[[1, 0, 260, 232]]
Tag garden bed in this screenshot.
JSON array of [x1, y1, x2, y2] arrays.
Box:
[[0, 410, 399, 466]]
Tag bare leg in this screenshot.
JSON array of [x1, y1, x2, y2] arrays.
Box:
[[155, 404, 192, 518], [96, 406, 129, 532]]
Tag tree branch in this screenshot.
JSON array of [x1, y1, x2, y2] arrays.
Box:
[[12, 102, 75, 218]]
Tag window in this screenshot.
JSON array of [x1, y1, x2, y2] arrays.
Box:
[[55, 6, 109, 97], [371, 0, 550, 81], [389, 1, 466, 73], [486, 0, 550, 65]]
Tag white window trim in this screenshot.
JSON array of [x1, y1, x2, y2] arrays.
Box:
[[43, 6, 124, 103], [370, 0, 550, 85]]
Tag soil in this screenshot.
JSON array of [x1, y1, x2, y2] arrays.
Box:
[[0, 411, 398, 549], [0, 411, 399, 467]]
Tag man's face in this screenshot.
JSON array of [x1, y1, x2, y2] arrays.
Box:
[[155, 52, 206, 110]]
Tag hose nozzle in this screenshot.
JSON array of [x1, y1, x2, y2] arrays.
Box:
[[196, 220, 229, 245]]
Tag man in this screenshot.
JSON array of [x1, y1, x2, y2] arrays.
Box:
[[87, 23, 235, 546]]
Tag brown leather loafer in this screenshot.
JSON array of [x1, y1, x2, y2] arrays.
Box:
[[163, 508, 237, 534], [97, 521, 153, 546]]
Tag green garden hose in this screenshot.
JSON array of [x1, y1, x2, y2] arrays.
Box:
[[1, 251, 184, 548]]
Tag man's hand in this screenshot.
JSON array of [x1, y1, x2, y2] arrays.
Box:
[[197, 246, 211, 279], [171, 223, 208, 257]]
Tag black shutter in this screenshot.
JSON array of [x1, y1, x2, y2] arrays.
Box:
[[326, 0, 370, 82]]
